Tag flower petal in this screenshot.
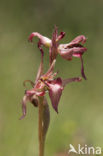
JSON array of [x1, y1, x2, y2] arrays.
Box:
[[63, 77, 82, 87], [42, 97, 50, 137], [58, 46, 74, 60], [20, 95, 29, 120], [43, 59, 56, 78], [35, 44, 44, 83], [69, 35, 87, 45], [58, 41, 87, 80], [49, 27, 58, 64], [28, 32, 51, 47], [80, 56, 87, 80], [56, 32, 65, 42], [58, 45, 87, 60], [26, 89, 45, 97], [47, 78, 63, 112], [72, 47, 87, 58]]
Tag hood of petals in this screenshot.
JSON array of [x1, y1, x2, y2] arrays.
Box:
[[28, 32, 51, 48]]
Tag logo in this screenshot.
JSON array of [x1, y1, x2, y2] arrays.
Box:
[[68, 144, 102, 155]]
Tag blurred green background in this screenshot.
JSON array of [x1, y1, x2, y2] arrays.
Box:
[[0, 0, 103, 155]]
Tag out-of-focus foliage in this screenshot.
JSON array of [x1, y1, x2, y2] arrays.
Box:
[[0, 0, 103, 155]]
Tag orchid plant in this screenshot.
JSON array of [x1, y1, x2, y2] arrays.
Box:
[[20, 27, 87, 156]]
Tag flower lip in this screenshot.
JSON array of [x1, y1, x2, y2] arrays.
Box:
[[46, 77, 63, 113]]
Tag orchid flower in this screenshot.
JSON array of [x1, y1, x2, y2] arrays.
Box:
[[28, 27, 87, 79], [21, 56, 81, 119], [57, 35, 87, 79]]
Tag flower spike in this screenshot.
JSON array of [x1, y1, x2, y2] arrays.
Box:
[[20, 27, 87, 156], [21, 27, 87, 118]]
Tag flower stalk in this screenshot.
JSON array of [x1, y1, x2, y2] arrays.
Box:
[[38, 96, 45, 156], [38, 97, 50, 156]]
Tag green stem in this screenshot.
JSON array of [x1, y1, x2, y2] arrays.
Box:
[[38, 97, 45, 156], [38, 97, 50, 156]]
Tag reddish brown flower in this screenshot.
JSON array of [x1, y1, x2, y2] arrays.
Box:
[[28, 27, 87, 79], [20, 58, 81, 119], [58, 35, 87, 79]]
